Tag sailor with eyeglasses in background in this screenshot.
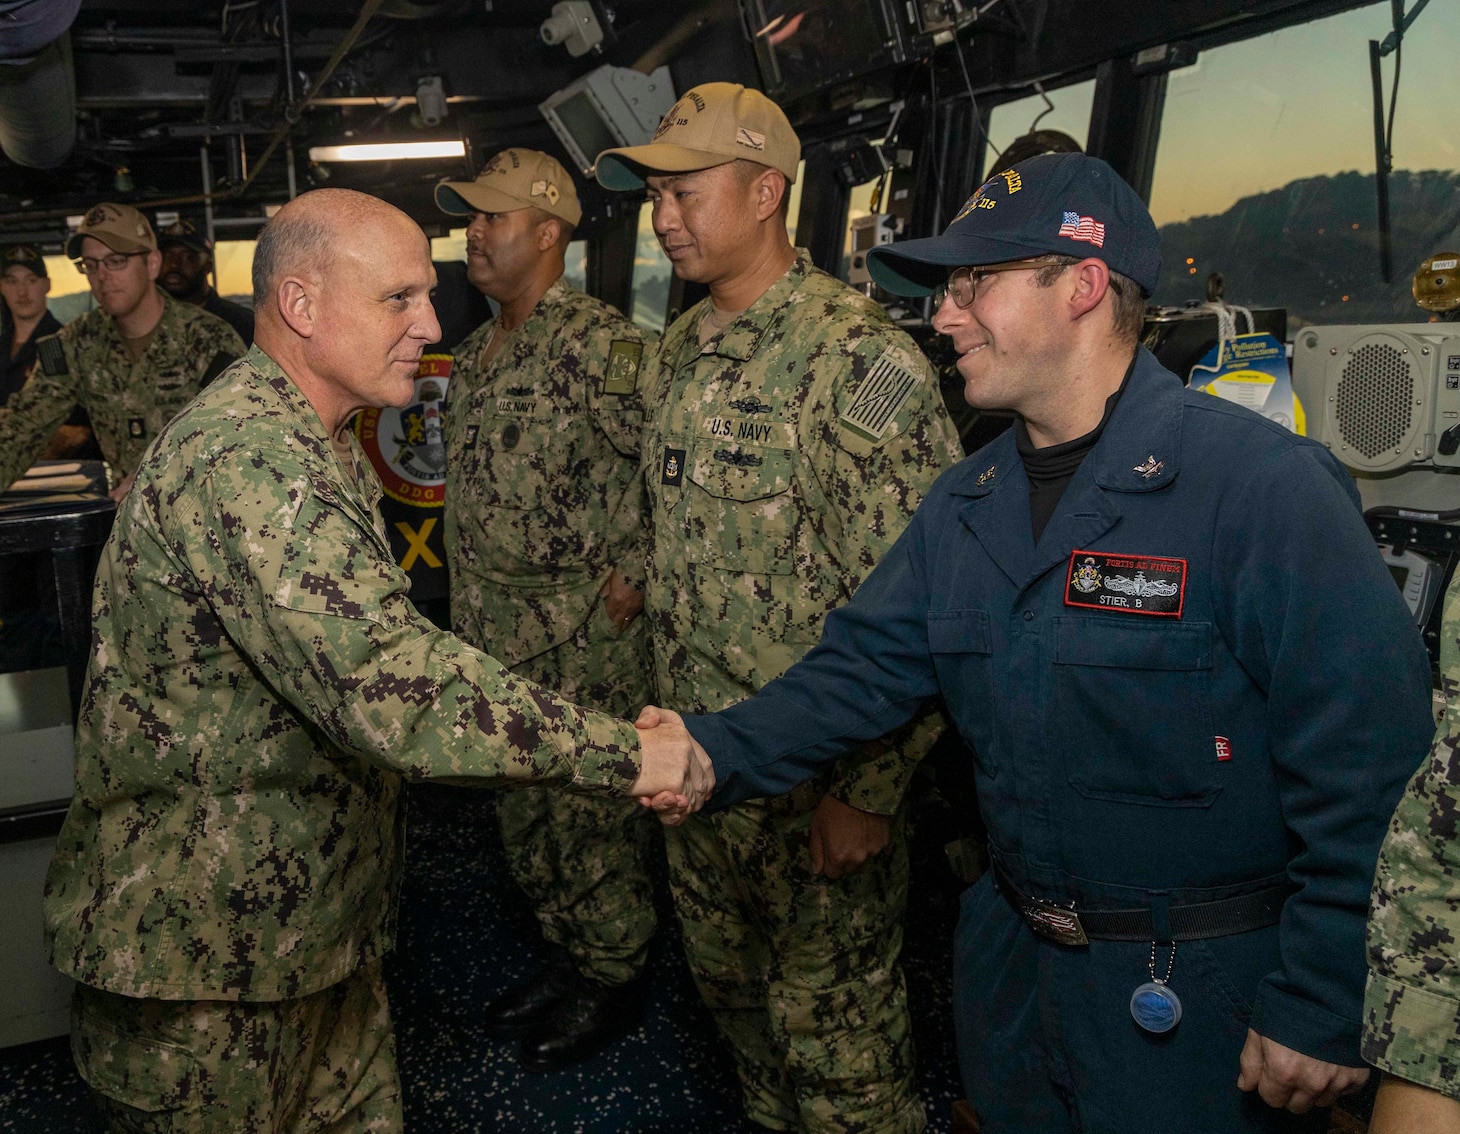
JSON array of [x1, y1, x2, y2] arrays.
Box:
[[0, 202, 242, 500]]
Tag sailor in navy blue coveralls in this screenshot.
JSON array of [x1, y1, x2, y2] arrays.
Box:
[[670, 155, 1435, 1133]]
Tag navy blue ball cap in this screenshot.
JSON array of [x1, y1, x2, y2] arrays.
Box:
[[867, 153, 1161, 297]]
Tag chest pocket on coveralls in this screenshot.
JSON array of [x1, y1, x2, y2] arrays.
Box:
[[683, 440, 796, 575], [1052, 617, 1219, 807], [927, 608, 997, 776]]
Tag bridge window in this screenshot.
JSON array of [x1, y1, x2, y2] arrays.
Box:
[[983, 78, 1097, 178], [630, 202, 673, 332], [1148, 1, 1460, 331]]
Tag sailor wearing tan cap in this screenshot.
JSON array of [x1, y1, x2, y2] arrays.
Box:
[[434, 149, 660, 1071], [597, 83, 961, 1134], [0, 202, 243, 499]]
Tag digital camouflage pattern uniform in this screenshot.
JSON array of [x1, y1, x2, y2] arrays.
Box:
[[644, 250, 961, 1134], [1363, 577, 1460, 1094], [44, 346, 645, 1130], [446, 279, 658, 987], [0, 288, 241, 490]]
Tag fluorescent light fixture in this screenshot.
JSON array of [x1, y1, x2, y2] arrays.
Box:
[[307, 140, 465, 162]]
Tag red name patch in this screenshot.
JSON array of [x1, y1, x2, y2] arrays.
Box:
[[1064, 549, 1188, 618], [1215, 736, 1233, 762]]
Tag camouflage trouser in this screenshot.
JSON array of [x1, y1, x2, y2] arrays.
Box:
[[501, 599, 658, 987], [71, 960, 401, 1133], [1363, 734, 1460, 1091], [666, 780, 925, 1134]]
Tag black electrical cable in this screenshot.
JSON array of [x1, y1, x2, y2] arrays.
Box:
[[1384, 15, 1401, 165], [949, 25, 985, 153], [929, 60, 947, 232], [1027, 82, 1055, 134], [1366, 505, 1460, 525]]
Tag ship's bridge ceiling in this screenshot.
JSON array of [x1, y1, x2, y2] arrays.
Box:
[[0, 0, 753, 239], [0, 0, 1379, 241]]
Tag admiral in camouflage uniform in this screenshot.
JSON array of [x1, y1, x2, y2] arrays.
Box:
[[435, 151, 660, 1070], [598, 86, 960, 1134], [0, 202, 242, 494], [1363, 575, 1460, 1128], [43, 190, 694, 1131]]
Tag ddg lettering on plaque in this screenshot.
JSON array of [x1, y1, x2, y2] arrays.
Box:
[[356, 353, 452, 506], [1064, 549, 1188, 617]]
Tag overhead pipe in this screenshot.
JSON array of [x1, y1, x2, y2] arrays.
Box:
[[279, 0, 299, 199], [234, 0, 387, 199], [631, 1, 726, 75]]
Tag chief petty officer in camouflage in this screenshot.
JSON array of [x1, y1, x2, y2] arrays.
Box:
[[1363, 573, 1460, 1133], [0, 202, 243, 500], [597, 84, 961, 1134], [42, 188, 708, 1133], [434, 148, 660, 1071]]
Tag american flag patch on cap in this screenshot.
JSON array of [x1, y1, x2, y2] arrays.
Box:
[[1058, 212, 1106, 247]]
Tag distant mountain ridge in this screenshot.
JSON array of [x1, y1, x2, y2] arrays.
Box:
[[1154, 169, 1460, 330]]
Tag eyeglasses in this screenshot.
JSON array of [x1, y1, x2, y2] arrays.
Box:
[[933, 260, 1048, 309], [73, 252, 145, 276], [934, 257, 1124, 309]]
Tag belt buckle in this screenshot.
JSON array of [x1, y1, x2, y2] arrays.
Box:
[[1017, 894, 1090, 946]]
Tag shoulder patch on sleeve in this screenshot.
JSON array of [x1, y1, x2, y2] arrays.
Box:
[[603, 339, 643, 395], [839, 348, 924, 441], [201, 350, 236, 386], [36, 336, 67, 377]]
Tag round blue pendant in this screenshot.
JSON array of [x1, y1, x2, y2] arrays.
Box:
[[1130, 981, 1183, 1033]]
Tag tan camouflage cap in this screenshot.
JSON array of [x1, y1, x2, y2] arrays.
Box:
[[594, 82, 800, 191], [434, 148, 582, 227], [65, 202, 157, 259], [1414, 251, 1460, 313]]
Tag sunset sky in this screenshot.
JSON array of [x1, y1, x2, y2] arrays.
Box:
[[986, 0, 1459, 227]]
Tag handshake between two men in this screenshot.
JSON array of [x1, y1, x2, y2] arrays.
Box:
[[629, 705, 713, 825]]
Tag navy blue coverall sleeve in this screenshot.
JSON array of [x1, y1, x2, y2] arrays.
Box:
[[686, 509, 941, 806], [1212, 443, 1432, 1065]]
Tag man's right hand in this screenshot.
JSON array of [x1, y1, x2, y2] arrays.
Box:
[[630, 705, 714, 824]]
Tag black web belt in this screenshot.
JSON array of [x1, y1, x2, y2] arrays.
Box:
[[993, 863, 1290, 947]]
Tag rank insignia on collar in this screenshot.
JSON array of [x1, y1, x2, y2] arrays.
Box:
[[1133, 454, 1164, 479], [976, 465, 996, 485]]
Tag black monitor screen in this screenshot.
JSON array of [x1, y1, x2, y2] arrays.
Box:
[[1389, 563, 1411, 591], [552, 90, 619, 169], [750, 1, 898, 102]]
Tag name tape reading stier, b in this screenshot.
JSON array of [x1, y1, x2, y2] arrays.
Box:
[[1065, 549, 1187, 618]]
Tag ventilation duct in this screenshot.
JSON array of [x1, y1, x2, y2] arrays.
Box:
[[0, 0, 81, 169]]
